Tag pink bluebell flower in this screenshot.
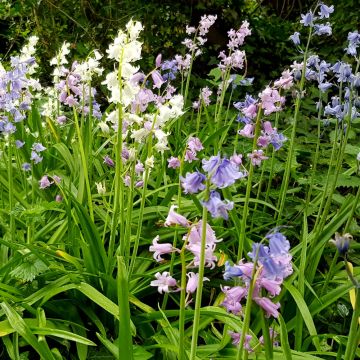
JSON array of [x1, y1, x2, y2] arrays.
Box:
[[164, 205, 190, 227], [186, 272, 209, 293], [228, 331, 253, 351], [150, 272, 177, 294], [167, 156, 181, 169], [149, 236, 177, 262], [39, 175, 52, 189]]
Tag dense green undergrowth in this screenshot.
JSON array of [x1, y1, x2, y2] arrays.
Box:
[[0, 2, 359, 359]]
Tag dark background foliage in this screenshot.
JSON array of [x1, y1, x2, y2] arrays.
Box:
[[0, 0, 357, 89]]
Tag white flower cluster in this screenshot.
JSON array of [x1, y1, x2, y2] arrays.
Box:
[[103, 19, 143, 107], [73, 50, 103, 82], [20, 35, 39, 74]]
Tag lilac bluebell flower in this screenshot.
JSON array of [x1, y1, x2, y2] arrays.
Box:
[[314, 23, 332, 36], [149, 236, 177, 262], [239, 123, 254, 138], [103, 155, 115, 167], [167, 156, 181, 169], [39, 175, 52, 189], [164, 205, 190, 227], [345, 31, 360, 56], [184, 150, 198, 163], [318, 3, 334, 19], [254, 297, 280, 318], [201, 190, 234, 219], [221, 286, 247, 314], [300, 11, 316, 27], [187, 137, 204, 153], [15, 140, 25, 148], [32, 143, 46, 152], [186, 272, 209, 294], [151, 70, 164, 89], [181, 171, 206, 194], [30, 151, 43, 164], [22, 162, 31, 171], [319, 82, 332, 92], [248, 150, 268, 166], [202, 154, 221, 173], [228, 331, 253, 351], [289, 32, 301, 45]]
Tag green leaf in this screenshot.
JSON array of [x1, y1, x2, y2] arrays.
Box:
[[0, 301, 56, 360], [283, 283, 321, 351]]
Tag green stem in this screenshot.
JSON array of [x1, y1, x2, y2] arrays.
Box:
[[276, 28, 312, 224], [73, 109, 94, 221], [108, 53, 125, 271], [189, 197, 208, 360], [128, 168, 149, 277], [261, 312, 273, 360], [237, 109, 262, 261], [178, 237, 188, 360], [8, 136, 14, 241], [236, 263, 259, 360]]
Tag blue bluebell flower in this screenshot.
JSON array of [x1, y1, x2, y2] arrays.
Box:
[[289, 32, 301, 45], [318, 3, 334, 19], [223, 261, 243, 280], [201, 190, 234, 220], [210, 158, 245, 188], [314, 23, 332, 36], [181, 171, 206, 194], [329, 233, 352, 255], [300, 11, 316, 27]]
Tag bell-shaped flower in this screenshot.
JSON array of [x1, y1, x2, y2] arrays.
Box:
[[164, 205, 190, 227]]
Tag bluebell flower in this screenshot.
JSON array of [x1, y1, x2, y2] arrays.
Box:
[[22, 163, 31, 171], [345, 31, 360, 56], [248, 243, 269, 261], [223, 261, 243, 280], [32, 143, 46, 152], [181, 171, 206, 194], [352, 73, 360, 88], [324, 103, 343, 119], [201, 190, 234, 220], [329, 232, 352, 255], [233, 94, 257, 111], [300, 11, 316, 27], [318, 3, 334, 19], [266, 232, 290, 255], [3, 122, 16, 134], [30, 151, 43, 164], [289, 32, 300, 45], [307, 55, 320, 68], [210, 158, 244, 188], [202, 155, 221, 173], [314, 23, 332, 36], [15, 140, 25, 148], [318, 82, 332, 92]]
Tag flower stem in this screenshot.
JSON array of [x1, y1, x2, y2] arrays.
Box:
[[8, 136, 14, 241], [237, 109, 262, 261], [276, 27, 312, 224], [189, 193, 208, 360]]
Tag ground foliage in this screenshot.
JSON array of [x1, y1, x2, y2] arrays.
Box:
[[0, 1, 359, 360]]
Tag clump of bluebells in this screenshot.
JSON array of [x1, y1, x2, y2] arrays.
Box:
[[222, 231, 292, 351], [150, 205, 220, 301]]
